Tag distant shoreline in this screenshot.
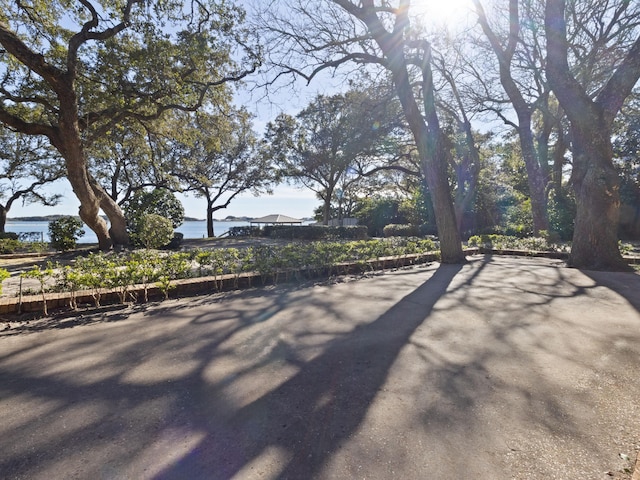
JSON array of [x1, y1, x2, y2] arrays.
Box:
[[7, 216, 255, 222]]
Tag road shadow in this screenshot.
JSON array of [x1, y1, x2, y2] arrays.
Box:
[[581, 268, 640, 313], [153, 263, 463, 479], [2, 257, 639, 479]]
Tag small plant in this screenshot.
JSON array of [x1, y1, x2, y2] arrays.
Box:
[[49, 217, 85, 251], [128, 250, 161, 302], [56, 265, 82, 310], [156, 253, 190, 300], [619, 241, 633, 255], [0, 267, 10, 295], [75, 253, 111, 307], [23, 262, 55, 315]]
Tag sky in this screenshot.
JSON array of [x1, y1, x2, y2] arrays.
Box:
[[7, 0, 474, 221], [9, 180, 320, 220]]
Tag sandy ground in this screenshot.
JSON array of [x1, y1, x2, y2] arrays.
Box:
[[0, 256, 639, 479]]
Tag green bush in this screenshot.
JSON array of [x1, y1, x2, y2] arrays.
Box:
[[0, 238, 21, 253], [267, 225, 367, 240], [123, 188, 184, 246], [383, 224, 419, 237], [49, 216, 85, 251], [138, 214, 174, 249], [418, 224, 438, 236], [467, 234, 556, 252]]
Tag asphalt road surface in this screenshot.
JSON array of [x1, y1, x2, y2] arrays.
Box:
[[1, 256, 639, 479]]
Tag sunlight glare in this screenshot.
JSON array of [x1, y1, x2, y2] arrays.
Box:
[[411, 0, 474, 28]]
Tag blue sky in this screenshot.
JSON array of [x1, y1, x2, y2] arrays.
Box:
[[9, 180, 319, 220]]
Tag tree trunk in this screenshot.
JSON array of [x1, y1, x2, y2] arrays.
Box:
[[89, 174, 129, 246], [568, 123, 629, 270], [518, 120, 549, 234], [0, 206, 6, 233], [453, 121, 481, 235], [545, 0, 636, 271], [552, 127, 567, 195], [394, 72, 464, 262], [474, 0, 549, 234], [62, 149, 113, 250], [341, 5, 464, 263], [207, 203, 215, 237], [417, 48, 465, 263], [322, 190, 332, 226], [55, 85, 113, 250], [419, 132, 465, 263]]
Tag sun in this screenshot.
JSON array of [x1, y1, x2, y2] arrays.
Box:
[[410, 0, 474, 28]]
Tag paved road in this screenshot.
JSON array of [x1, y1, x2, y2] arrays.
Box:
[[1, 256, 639, 479]]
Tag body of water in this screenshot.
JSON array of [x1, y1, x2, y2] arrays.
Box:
[[5, 220, 250, 244]]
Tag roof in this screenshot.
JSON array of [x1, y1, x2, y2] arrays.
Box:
[[250, 214, 303, 225]]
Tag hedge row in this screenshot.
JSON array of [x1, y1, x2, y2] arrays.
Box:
[[228, 225, 368, 240]]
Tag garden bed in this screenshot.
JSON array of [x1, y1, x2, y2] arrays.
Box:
[[0, 238, 452, 315]]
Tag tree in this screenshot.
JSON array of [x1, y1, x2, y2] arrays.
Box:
[[613, 99, 640, 239], [546, 0, 640, 270], [88, 119, 178, 206], [471, 0, 550, 234], [0, 0, 259, 249], [265, 89, 402, 225], [172, 107, 274, 237], [0, 129, 64, 232], [257, 0, 465, 262]]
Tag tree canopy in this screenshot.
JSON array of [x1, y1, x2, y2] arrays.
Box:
[[0, 0, 260, 248]]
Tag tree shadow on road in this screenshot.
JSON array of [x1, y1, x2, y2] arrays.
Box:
[[2, 257, 639, 479], [153, 263, 463, 479], [581, 268, 640, 313]]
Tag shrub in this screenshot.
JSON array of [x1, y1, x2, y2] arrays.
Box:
[[383, 224, 419, 237], [333, 226, 368, 240], [228, 226, 262, 237], [0, 232, 19, 240], [123, 188, 184, 228], [0, 238, 21, 253], [467, 234, 556, 252], [123, 188, 184, 246], [138, 214, 174, 249], [418, 224, 438, 236], [49, 216, 85, 251], [18, 232, 43, 242], [619, 241, 633, 255], [165, 232, 184, 250], [267, 225, 367, 241]]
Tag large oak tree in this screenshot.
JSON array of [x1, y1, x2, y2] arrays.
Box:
[[546, 0, 640, 270], [0, 0, 258, 249]]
